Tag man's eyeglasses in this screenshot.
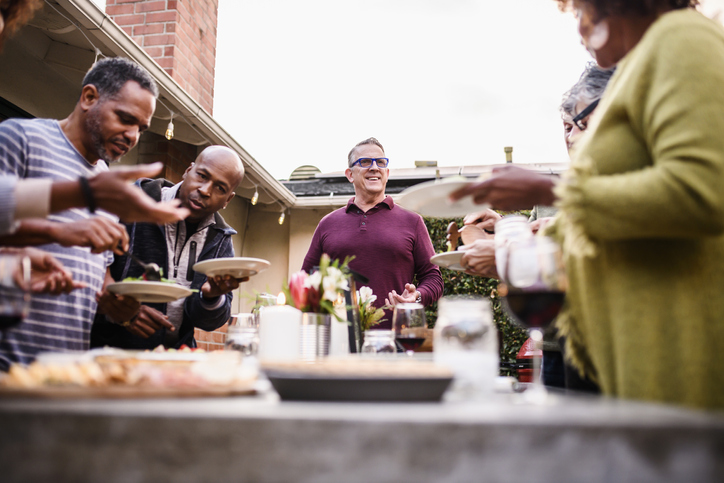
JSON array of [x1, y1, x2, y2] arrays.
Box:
[[572, 99, 600, 130], [351, 157, 390, 169]]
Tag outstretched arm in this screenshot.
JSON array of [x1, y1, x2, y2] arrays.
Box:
[[46, 163, 190, 224], [450, 165, 557, 212], [0, 217, 130, 254], [0, 246, 86, 294]]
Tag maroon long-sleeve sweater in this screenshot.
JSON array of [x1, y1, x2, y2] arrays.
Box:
[[302, 196, 443, 330]]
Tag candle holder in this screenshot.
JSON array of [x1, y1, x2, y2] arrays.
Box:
[[299, 312, 331, 360]]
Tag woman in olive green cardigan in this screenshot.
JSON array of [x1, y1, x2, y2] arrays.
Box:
[[453, 0, 724, 410]]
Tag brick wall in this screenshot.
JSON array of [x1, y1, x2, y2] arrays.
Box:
[[136, 131, 198, 183], [194, 324, 227, 351], [106, 0, 219, 115]]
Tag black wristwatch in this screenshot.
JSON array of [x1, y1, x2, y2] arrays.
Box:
[[415, 291, 422, 304]]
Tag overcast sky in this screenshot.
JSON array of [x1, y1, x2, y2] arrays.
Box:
[[214, 0, 591, 179], [92, 0, 724, 180]]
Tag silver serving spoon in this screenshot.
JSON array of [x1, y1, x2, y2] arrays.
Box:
[[121, 248, 162, 281]]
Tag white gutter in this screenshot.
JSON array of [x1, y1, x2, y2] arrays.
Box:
[[56, 0, 296, 207]]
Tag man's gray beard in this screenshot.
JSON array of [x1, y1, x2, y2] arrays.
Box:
[[85, 106, 119, 164]]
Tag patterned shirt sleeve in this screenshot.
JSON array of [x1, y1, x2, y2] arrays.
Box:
[[0, 176, 18, 235]]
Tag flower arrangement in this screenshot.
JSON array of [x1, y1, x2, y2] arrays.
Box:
[[285, 254, 351, 320], [357, 285, 386, 331]]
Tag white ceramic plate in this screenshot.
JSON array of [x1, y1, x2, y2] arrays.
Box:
[[430, 251, 466, 271], [396, 178, 488, 218], [106, 281, 193, 303], [193, 257, 271, 279]]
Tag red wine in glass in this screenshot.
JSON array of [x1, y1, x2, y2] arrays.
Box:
[[392, 303, 427, 356], [503, 237, 567, 403], [395, 336, 426, 352], [503, 289, 565, 329]]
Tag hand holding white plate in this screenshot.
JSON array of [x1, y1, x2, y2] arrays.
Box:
[[397, 177, 489, 218], [106, 281, 193, 303], [193, 257, 271, 279], [430, 251, 466, 271]]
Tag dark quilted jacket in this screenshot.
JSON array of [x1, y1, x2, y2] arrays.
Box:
[[90, 178, 236, 349]]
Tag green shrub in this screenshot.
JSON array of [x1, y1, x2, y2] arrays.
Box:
[[420, 214, 529, 376]]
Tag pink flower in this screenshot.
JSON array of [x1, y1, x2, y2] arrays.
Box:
[[289, 271, 310, 309]]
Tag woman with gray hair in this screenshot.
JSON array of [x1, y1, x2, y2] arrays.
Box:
[[561, 62, 615, 152]]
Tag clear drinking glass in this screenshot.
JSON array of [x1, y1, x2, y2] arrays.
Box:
[[392, 303, 427, 356], [225, 326, 260, 356], [226, 313, 259, 356], [434, 297, 497, 395], [230, 313, 255, 328], [361, 330, 396, 354], [502, 237, 567, 403], [0, 253, 31, 332]]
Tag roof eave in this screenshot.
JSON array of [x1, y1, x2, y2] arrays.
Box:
[[57, 0, 296, 207]]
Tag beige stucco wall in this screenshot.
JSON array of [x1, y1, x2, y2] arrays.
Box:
[[233, 206, 292, 312], [288, 207, 336, 278], [224, 204, 337, 314], [218, 195, 249, 314]]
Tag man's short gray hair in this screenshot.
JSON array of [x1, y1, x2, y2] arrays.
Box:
[[348, 137, 385, 167]]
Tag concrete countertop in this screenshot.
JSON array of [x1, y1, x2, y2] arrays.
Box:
[[1, 388, 722, 483]]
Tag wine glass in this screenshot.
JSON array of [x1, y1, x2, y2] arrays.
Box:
[[502, 237, 567, 403], [0, 253, 31, 332], [392, 303, 427, 356]]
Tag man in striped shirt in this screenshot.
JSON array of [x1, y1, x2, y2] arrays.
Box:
[[0, 57, 158, 369]]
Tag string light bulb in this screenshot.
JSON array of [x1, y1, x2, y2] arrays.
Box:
[[251, 187, 259, 206], [165, 113, 175, 140], [278, 210, 286, 225]]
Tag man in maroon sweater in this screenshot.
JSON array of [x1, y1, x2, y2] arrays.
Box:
[[302, 137, 443, 329]]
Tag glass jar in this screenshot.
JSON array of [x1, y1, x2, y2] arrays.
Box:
[[361, 330, 396, 354], [225, 326, 260, 356], [433, 296, 498, 395], [494, 215, 533, 282], [229, 313, 255, 328]]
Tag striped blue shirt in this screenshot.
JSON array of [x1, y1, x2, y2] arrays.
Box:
[[0, 118, 115, 369], [0, 176, 17, 235]]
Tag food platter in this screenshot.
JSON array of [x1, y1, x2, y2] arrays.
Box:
[[430, 251, 466, 271], [193, 257, 271, 279], [396, 178, 488, 218], [0, 383, 256, 399], [106, 281, 193, 303], [0, 349, 257, 399]]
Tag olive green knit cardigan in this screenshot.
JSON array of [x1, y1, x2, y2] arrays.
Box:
[[550, 9, 724, 410]]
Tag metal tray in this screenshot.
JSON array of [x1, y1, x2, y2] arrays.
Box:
[[265, 370, 452, 402]]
